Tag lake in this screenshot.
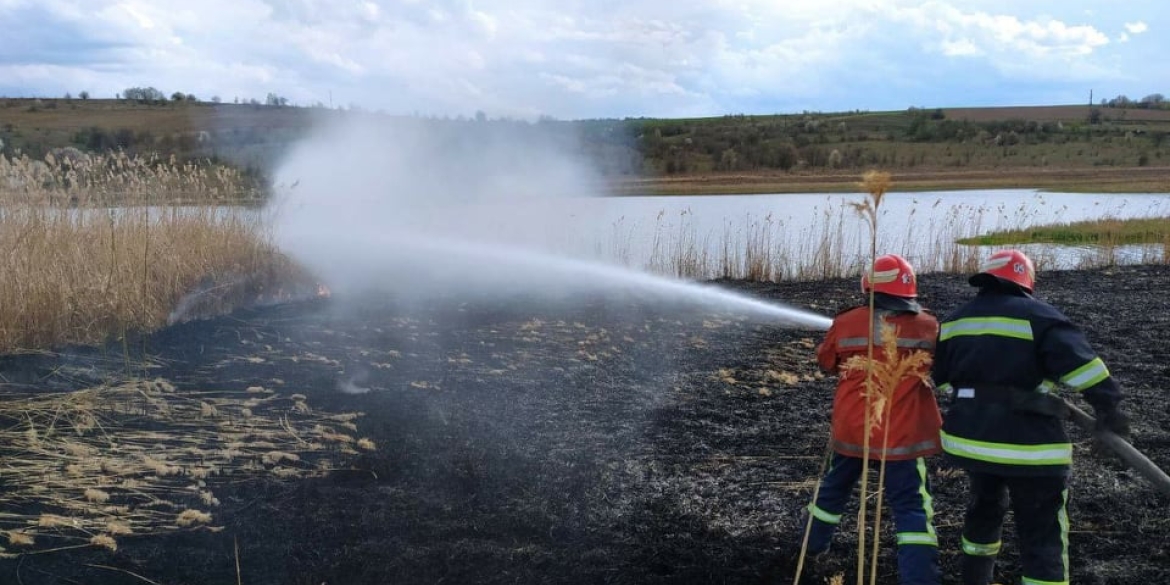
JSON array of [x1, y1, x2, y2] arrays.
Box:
[[423, 189, 1170, 280]]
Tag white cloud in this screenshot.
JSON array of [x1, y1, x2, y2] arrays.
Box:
[[898, 3, 1110, 59], [1124, 21, 1148, 34], [0, 0, 1165, 117], [940, 39, 983, 56]]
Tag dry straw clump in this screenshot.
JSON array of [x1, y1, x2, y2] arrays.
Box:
[[0, 378, 375, 556], [0, 150, 316, 353], [840, 320, 933, 433]]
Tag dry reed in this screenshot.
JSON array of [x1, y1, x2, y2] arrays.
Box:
[[842, 172, 932, 585], [0, 150, 315, 353], [840, 320, 933, 433], [625, 189, 1166, 283], [0, 378, 374, 556], [0, 150, 261, 206]]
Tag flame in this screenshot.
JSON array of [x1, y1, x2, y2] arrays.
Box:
[[316, 284, 332, 298]]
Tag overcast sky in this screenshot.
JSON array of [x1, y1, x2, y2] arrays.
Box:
[[0, 0, 1164, 119]]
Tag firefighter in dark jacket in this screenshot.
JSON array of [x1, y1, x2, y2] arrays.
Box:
[[809, 254, 941, 585], [932, 249, 1130, 585]]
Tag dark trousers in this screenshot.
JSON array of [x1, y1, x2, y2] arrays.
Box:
[[960, 472, 1069, 585], [807, 453, 939, 585]]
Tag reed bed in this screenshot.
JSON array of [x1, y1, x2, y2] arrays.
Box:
[[0, 379, 373, 556], [624, 199, 1170, 282], [0, 150, 312, 353], [0, 150, 262, 206], [0, 204, 309, 353]]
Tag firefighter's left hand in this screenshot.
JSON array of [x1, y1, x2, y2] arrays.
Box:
[[1095, 409, 1131, 439]]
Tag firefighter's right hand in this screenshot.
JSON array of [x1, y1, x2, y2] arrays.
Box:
[[1094, 409, 1131, 439]]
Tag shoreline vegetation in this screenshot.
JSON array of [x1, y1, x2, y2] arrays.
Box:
[[0, 151, 313, 353], [609, 166, 1170, 196], [2, 97, 1170, 352], [957, 216, 1170, 246], [5, 98, 1170, 200]]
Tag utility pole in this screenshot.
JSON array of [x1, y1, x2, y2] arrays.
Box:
[[1087, 89, 1094, 138]]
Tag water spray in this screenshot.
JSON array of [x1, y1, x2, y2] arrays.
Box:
[[319, 229, 833, 330]]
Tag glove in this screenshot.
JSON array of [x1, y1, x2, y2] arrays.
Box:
[[1094, 409, 1131, 439]]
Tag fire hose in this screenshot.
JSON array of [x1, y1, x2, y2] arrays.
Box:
[[1062, 398, 1170, 497]]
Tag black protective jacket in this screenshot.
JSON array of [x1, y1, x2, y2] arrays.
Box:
[[931, 284, 1122, 476]]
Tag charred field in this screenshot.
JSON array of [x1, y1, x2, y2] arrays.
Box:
[[1, 265, 1168, 585]]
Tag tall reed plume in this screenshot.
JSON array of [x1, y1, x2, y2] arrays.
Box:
[[0, 150, 312, 352]]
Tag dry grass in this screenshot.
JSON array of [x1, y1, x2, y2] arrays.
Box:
[[623, 194, 1167, 283], [1, 150, 262, 205], [0, 151, 315, 353], [0, 204, 308, 352], [0, 378, 374, 556]]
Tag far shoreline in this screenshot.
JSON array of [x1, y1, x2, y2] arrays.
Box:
[[609, 165, 1170, 196]]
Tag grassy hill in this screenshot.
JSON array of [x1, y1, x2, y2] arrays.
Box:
[[4, 97, 1170, 195]]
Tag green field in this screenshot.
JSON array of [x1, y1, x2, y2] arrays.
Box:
[[958, 217, 1170, 246], [4, 98, 1170, 194]]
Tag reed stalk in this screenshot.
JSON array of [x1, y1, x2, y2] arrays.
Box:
[[848, 169, 890, 585], [0, 150, 315, 353]]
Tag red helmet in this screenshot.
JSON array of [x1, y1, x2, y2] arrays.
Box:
[[861, 254, 917, 298], [971, 249, 1035, 292]]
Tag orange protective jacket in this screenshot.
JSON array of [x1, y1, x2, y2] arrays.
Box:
[[816, 304, 942, 461]]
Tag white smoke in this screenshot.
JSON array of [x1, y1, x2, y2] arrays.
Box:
[[270, 114, 611, 298], [267, 112, 829, 328]]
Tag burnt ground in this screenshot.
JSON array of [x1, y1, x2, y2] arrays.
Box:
[[1, 265, 1169, 585]]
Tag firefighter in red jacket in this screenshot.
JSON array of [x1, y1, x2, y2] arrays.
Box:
[[808, 254, 941, 585], [932, 249, 1129, 585]]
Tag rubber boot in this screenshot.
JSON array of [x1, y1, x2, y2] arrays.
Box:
[[961, 554, 995, 585], [804, 517, 834, 555], [897, 544, 940, 585]]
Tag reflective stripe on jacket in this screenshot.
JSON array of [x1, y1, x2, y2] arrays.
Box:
[[931, 287, 1122, 476], [816, 303, 941, 461]]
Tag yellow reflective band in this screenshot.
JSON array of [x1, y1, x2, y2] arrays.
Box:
[[1021, 578, 1068, 585], [937, 382, 953, 395], [808, 503, 841, 525], [897, 532, 938, 546], [832, 439, 939, 458], [940, 317, 1033, 341], [962, 536, 1001, 556], [941, 431, 1072, 466], [1059, 488, 1070, 580], [1060, 357, 1109, 390], [837, 337, 934, 350], [916, 458, 937, 541]]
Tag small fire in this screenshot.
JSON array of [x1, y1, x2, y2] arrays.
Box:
[[317, 284, 332, 298]]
